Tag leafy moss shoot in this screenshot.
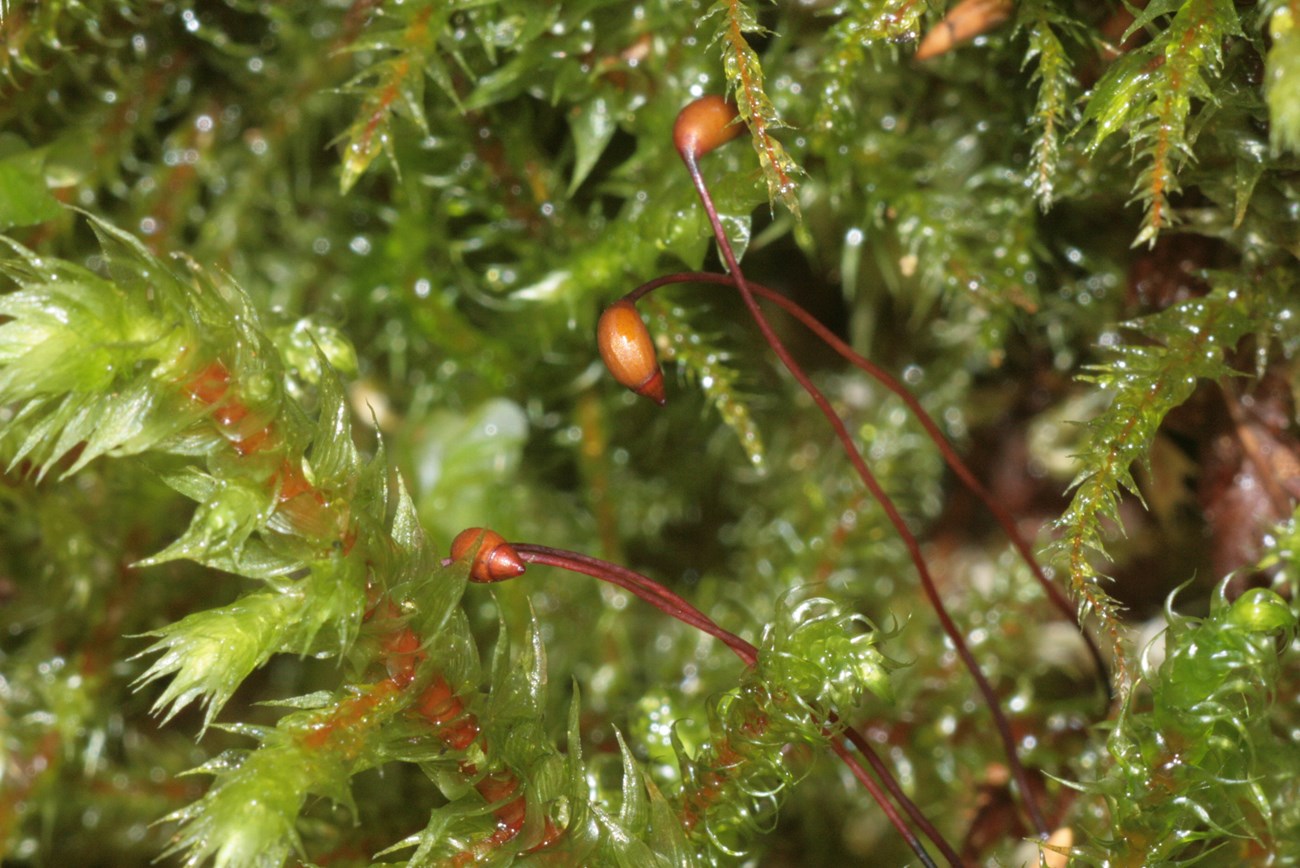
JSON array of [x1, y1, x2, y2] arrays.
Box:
[[2, 1, 1299, 865]]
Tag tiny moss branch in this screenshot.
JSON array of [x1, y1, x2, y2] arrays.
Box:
[[710, 0, 802, 217]]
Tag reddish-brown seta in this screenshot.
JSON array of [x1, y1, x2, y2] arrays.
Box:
[[596, 300, 666, 405], [450, 528, 526, 583]]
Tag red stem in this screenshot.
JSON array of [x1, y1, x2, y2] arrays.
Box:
[[677, 150, 1050, 838], [828, 740, 935, 868], [628, 270, 1110, 703], [513, 545, 758, 664], [507, 543, 959, 867]]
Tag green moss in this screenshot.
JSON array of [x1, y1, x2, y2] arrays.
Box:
[[2, 1, 1299, 865]]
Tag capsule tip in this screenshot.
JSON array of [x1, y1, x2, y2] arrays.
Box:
[[637, 368, 666, 405], [450, 528, 526, 583]]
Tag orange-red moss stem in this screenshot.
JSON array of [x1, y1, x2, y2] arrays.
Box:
[[179, 359, 356, 553]]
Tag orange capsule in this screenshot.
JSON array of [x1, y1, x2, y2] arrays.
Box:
[[450, 528, 526, 583], [597, 300, 666, 405], [915, 0, 1012, 61], [672, 95, 743, 160]]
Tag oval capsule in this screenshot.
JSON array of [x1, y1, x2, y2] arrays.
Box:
[[597, 300, 666, 405], [672, 95, 743, 161]]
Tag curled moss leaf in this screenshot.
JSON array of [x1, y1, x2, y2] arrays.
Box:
[[1226, 587, 1297, 633], [1079, 577, 1300, 864]]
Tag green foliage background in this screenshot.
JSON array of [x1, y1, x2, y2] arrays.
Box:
[[2, 0, 1299, 865]]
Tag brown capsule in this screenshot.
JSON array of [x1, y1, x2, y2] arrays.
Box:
[[450, 527, 526, 583], [672, 95, 743, 160], [915, 0, 1012, 61], [597, 300, 666, 405]]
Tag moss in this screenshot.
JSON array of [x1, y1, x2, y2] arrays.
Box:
[[1, 1, 1299, 865]]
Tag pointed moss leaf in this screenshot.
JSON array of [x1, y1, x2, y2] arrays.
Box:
[[568, 94, 617, 196], [1083, 52, 1156, 153], [463, 56, 532, 111], [521, 606, 548, 711], [257, 691, 338, 710], [195, 539, 305, 581], [136, 478, 275, 568], [161, 466, 223, 502], [644, 774, 699, 868], [388, 475, 425, 555], [384, 482, 464, 642], [0, 138, 61, 230], [304, 356, 359, 491], [487, 608, 514, 703], [161, 745, 307, 868], [83, 211, 185, 290], [565, 682, 586, 785], [561, 683, 607, 856], [357, 434, 392, 515], [1233, 137, 1268, 228], [487, 606, 547, 718], [1121, 0, 1186, 41], [37, 395, 103, 475], [614, 729, 648, 833], [185, 747, 258, 778], [421, 52, 465, 112], [405, 560, 471, 655], [133, 592, 301, 731], [371, 807, 460, 866], [60, 377, 175, 476]]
